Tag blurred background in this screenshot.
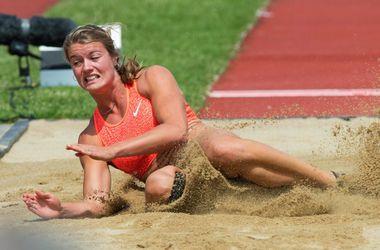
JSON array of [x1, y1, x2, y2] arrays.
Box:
[[0, 0, 266, 122]]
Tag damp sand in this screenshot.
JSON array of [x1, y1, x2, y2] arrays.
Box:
[[1, 118, 380, 249]]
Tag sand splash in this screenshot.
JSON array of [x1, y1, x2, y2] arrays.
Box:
[[105, 121, 380, 218], [116, 141, 244, 214], [342, 122, 380, 197], [109, 141, 331, 217]]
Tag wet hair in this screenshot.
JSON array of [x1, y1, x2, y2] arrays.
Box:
[[63, 24, 142, 84]]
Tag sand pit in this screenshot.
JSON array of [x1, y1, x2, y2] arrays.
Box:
[[1, 118, 380, 249]]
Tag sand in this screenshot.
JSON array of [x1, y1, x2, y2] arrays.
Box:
[[1, 118, 380, 249]]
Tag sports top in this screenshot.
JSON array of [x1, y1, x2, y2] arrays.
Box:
[[93, 81, 198, 180]]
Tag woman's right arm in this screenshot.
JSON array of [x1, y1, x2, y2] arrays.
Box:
[[23, 121, 112, 219], [58, 156, 112, 219]]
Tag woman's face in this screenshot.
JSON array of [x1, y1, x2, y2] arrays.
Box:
[[67, 41, 118, 93]]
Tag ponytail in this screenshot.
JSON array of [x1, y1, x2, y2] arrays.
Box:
[[117, 56, 143, 84]]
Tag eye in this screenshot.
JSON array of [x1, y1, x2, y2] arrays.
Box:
[[69, 57, 82, 67], [71, 60, 82, 67], [91, 53, 103, 61]]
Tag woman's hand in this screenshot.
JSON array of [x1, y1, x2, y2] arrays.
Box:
[[66, 143, 116, 161], [22, 191, 62, 219]]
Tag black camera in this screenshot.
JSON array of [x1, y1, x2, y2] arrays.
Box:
[[0, 13, 76, 84]]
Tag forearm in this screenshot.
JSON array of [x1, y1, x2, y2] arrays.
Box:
[[58, 200, 105, 219], [113, 123, 187, 158]]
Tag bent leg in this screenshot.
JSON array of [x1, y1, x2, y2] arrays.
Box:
[[194, 127, 336, 188], [144, 165, 185, 204]]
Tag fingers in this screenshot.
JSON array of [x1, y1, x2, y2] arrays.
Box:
[[24, 199, 38, 208], [23, 194, 39, 212], [23, 191, 49, 202], [66, 144, 86, 158], [66, 144, 90, 154], [22, 192, 51, 219], [22, 193, 39, 208], [35, 191, 51, 199], [67, 144, 110, 161], [24, 200, 45, 218], [66, 144, 90, 155], [66, 144, 81, 152], [22, 192, 42, 207], [22, 193, 36, 200]]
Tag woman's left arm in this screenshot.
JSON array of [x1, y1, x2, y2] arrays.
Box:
[[113, 65, 189, 156], [67, 65, 190, 161]]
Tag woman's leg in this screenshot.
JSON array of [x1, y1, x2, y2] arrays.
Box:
[[144, 165, 185, 204], [194, 127, 336, 188], [238, 166, 297, 187]]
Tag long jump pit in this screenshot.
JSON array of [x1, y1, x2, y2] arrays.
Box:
[[1, 118, 380, 249]]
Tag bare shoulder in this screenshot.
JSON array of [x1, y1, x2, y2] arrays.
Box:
[[144, 65, 174, 80], [137, 65, 178, 96], [78, 117, 101, 145]]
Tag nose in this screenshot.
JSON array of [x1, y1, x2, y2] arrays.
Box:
[[83, 59, 93, 72]]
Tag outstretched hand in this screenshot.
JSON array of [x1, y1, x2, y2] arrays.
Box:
[[66, 143, 115, 161], [22, 191, 62, 219]]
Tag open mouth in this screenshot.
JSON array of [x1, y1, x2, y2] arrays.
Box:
[[84, 74, 100, 84]]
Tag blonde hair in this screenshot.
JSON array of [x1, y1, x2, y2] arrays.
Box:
[[63, 24, 142, 84]]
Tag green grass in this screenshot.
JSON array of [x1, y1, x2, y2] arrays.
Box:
[[0, 0, 267, 122]]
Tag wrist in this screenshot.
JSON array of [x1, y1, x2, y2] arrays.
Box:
[[56, 204, 65, 219], [110, 144, 121, 159]]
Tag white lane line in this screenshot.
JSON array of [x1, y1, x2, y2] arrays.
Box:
[[209, 89, 380, 98]]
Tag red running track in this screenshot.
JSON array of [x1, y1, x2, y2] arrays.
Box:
[[0, 0, 58, 18], [200, 0, 380, 118]]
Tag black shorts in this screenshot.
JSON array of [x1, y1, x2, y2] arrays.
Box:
[[168, 172, 186, 203]]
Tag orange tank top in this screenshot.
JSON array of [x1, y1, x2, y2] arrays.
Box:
[[93, 81, 199, 180]]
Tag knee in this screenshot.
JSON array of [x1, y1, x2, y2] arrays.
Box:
[[145, 166, 177, 204], [208, 143, 232, 162]]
